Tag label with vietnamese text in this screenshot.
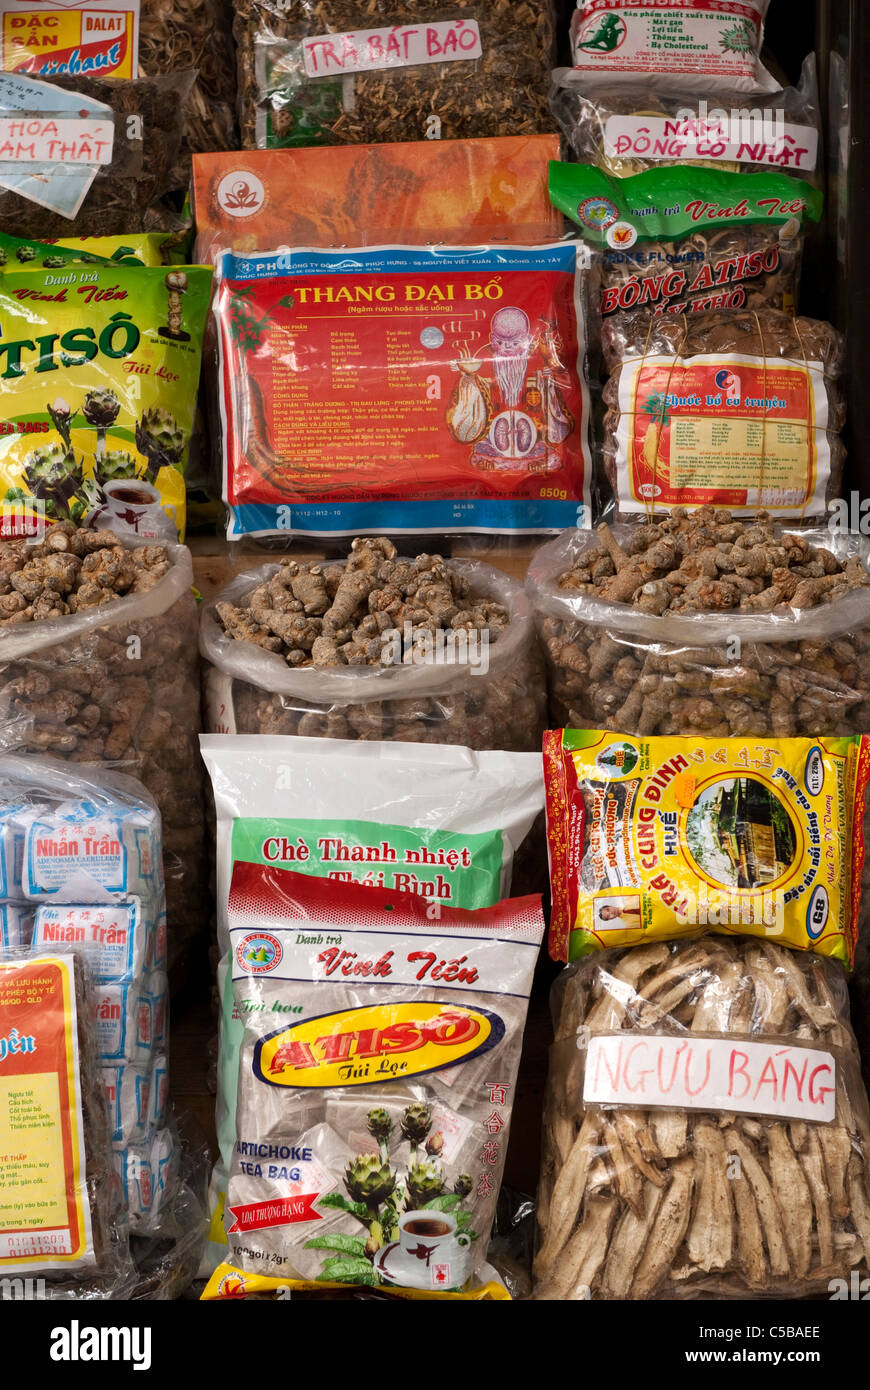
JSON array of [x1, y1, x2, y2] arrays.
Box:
[[584, 1033, 836, 1123]]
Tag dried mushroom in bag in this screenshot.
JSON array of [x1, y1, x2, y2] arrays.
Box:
[[534, 938, 870, 1299], [550, 56, 821, 182], [0, 71, 194, 237], [234, 0, 557, 149]]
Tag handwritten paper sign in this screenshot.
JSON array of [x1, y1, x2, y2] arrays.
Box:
[[302, 20, 482, 78], [584, 1034, 836, 1123], [0, 114, 113, 163]]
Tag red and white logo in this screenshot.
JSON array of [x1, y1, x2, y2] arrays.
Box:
[[217, 171, 265, 219]]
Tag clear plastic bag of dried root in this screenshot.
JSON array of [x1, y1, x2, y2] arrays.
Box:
[[597, 309, 845, 519], [201, 548, 545, 753], [0, 532, 203, 970], [527, 519, 870, 740], [533, 938, 870, 1300]]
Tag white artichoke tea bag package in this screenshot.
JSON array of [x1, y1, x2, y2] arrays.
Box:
[[227, 867, 544, 1292]]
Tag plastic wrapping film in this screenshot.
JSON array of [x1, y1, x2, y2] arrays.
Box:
[[0, 71, 194, 237], [0, 535, 203, 968], [567, 0, 779, 96], [201, 557, 545, 751], [0, 755, 207, 1293], [527, 523, 870, 739], [533, 937, 870, 1299], [233, 0, 557, 149], [550, 55, 821, 182], [596, 311, 844, 519], [0, 946, 136, 1298]]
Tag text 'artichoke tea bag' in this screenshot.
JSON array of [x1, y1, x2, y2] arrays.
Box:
[[0, 261, 211, 540], [226, 868, 544, 1293]]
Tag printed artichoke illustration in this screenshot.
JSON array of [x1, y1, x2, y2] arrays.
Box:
[[47, 397, 73, 450], [23, 443, 84, 519], [135, 405, 185, 482], [96, 449, 139, 485], [366, 1107, 393, 1143], [16, 245, 37, 262], [453, 1174, 473, 1199], [405, 1160, 445, 1208], [425, 1132, 445, 1158], [720, 19, 755, 55], [343, 1153, 396, 1210], [400, 1103, 433, 1147], [82, 387, 121, 461]]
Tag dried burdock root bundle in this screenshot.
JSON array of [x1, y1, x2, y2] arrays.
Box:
[[202, 542, 545, 752], [139, 0, 238, 170], [527, 519, 870, 738], [549, 57, 822, 183], [534, 938, 870, 1299], [599, 309, 844, 519], [0, 531, 202, 967], [0, 72, 194, 238], [234, 0, 557, 149]]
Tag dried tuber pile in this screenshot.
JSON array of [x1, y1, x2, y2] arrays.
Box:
[[204, 539, 544, 751], [531, 518, 870, 738], [215, 536, 508, 668], [0, 526, 170, 626], [559, 509, 870, 617], [0, 530, 202, 964], [535, 938, 870, 1300]]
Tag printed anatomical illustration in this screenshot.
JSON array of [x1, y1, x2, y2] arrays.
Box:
[[446, 308, 576, 474]]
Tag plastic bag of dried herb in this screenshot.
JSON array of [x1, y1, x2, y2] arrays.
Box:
[[234, 0, 557, 148], [0, 70, 195, 238], [139, 0, 238, 173]]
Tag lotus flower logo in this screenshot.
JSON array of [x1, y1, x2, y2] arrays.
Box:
[[217, 172, 266, 219]]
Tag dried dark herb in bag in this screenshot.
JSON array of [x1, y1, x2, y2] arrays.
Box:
[[234, 0, 557, 148], [139, 0, 238, 168], [0, 70, 194, 237]]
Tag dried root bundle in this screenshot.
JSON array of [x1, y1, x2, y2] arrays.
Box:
[[534, 938, 870, 1299]]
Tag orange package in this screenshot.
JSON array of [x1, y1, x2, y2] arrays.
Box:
[[192, 134, 563, 266]]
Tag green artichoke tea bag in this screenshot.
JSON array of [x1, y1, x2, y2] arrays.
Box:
[[0, 261, 212, 541], [227, 866, 544, 1291]]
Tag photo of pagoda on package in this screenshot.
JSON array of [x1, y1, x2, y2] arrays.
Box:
[[543, 728, 870, 964]]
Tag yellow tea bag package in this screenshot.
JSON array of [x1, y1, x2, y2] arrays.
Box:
[[544, 728, 870, 964]]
